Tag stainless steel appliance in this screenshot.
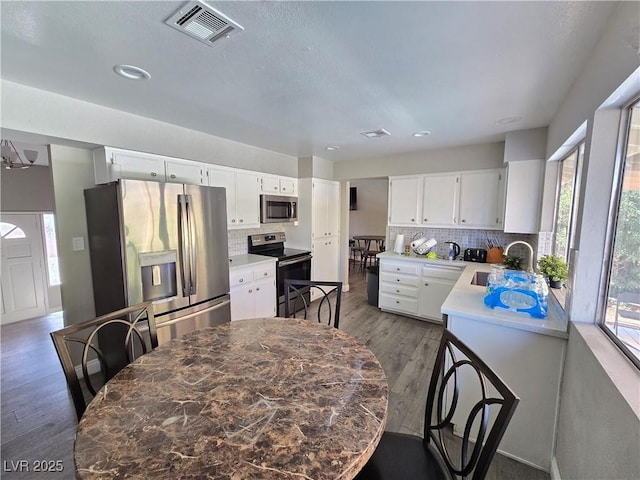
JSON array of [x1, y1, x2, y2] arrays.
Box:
[[260, 195, 298, 223], [84, 179, 231, 345], [248, 232, 311, 316], [463, 248, 487, 263]]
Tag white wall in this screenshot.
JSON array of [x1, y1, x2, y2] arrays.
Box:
[[333, 141, 504, 180], [49, 145, 97, 326], [348, 179, 388, 238], [0, 166, 55, 212], [1, 80, 298, 176]]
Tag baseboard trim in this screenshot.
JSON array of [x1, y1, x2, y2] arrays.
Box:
[[550, 457, 562, 480]]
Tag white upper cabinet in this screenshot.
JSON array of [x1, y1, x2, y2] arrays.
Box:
[[388, 176, 421, 226], [312, 179, 340, 238], [458, 169, 505, 229], [421, 173, 459, 227], [165, 159, 204, 185], [389, 169, 506, 230], [504, 160, 544, 233], [260, 174, 298, 196], [207, 166, 260, 229], [94, 147, 204, 185]]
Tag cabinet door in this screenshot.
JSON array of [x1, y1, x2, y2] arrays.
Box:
[[165, 160, 203, 185], [280, 177, 297, 196], [312, 180, 329, 237], [111, 150, 164, 181], [504, 160, 543, 233], [388, 177, 420, 225], [458, 170, 504, 229], [235, 171, 260, 228], [208, 167, 237, 226], [230, 284, 254, 321], [418, 277, 454, 321], [260, 175, 280, 193], [326, 181, 340, 237], [253, 278, 276, 318], [421, 174, 459, 226], [311, 238, 339, 300]]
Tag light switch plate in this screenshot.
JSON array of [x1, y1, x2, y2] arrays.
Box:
[[72, 236, 85, 251]]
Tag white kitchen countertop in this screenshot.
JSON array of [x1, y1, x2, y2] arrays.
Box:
[[229, 254, 276, 270], [377, 251, 568, 339]]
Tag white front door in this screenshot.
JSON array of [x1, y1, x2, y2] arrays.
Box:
[[1, 213, 48, 324]]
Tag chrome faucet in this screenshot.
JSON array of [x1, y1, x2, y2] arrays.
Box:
[[504, 241, 535, 272]]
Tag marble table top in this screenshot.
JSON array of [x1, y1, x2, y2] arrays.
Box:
[[74, 318, 388, 479]]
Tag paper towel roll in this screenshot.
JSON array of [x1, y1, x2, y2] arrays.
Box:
[[393, 234, 405, 254]]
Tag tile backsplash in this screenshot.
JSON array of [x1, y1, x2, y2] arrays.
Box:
[[227, 223, 295, 256], [388, 226, 539, 265]]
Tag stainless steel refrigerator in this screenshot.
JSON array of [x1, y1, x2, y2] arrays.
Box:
[[84, 179, 230, 345]]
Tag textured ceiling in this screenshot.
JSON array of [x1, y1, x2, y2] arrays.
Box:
[[0, 1, 621, 162]]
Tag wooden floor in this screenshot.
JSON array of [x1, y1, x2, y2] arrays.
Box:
[[0, 273, 549, 479]]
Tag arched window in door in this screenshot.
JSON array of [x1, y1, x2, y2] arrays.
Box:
[[1, 222, 27, 239]]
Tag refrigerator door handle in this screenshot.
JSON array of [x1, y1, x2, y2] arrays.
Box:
[[178, 194, 191, 297], [185, 194, 197, 295]]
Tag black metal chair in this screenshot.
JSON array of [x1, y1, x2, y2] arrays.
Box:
[[356, 329, 519, 480], [283, 279, 343, 328], [50, 302, 158, 420]]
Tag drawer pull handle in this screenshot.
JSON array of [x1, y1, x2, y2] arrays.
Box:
[[424, 283, 429, 286], [239, 278, 243, 283], [396, 279, 400, 282], [256, 287, 260, 291], [396, 268, 400, 271], [396, 300, 400, 304], [264, 272, 268, 276], [396, 289, 400, 293], [150, 172, 158, 177]]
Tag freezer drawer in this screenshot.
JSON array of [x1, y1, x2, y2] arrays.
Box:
[[156, 295, 231, 345]]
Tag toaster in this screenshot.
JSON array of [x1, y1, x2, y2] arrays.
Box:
[[463, 248, 487, 263]]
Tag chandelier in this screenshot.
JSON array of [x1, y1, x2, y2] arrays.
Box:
[[1, 139, 38, 169]]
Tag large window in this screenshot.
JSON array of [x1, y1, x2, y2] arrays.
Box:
[[601, 99, 640, 367], [553, 143, 584, 261]]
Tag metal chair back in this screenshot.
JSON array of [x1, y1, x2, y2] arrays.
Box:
[[283, 279, 343, 328], [50, 302, 157, 420]]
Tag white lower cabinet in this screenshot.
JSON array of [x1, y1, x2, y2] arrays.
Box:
[[379, 261, 419, 315], [230, 262, 276, 321], [379, 258, 463, 322]]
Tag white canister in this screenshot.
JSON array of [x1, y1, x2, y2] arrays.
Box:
[[393, 234, 405, 254]]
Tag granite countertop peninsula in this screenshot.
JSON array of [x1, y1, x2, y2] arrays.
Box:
[[75, 318, 388, 480], [377, 252, 568, 338]]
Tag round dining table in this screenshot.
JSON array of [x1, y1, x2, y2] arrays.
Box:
[[74, 318, 388, 480]]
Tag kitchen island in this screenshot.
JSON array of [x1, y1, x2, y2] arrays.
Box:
[[442, 261, 567, 472], [376, 252, 568, 472]]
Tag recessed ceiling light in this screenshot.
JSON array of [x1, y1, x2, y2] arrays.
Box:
[[412, 131, 431, 137], [361, 129, 391, 138], [496, 116, 522, 125], [325, 146, 340, 151], [113, 64, 151, 81]]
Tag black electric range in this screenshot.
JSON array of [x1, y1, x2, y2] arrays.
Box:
[[248, 233, 312, 316]]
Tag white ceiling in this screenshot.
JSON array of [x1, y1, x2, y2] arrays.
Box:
[[0, 1, 621, 162]]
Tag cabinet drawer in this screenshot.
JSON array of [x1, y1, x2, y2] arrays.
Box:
[[421, 265, 463, 281], [253, 265, 275, 281], [381, 261, 419, 276], [380, 272, 419, 287], [230, 270, 252, 287], [380, 282, 418, 298], [379, 293, 418, 314]]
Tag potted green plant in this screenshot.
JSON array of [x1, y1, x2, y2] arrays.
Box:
[[502, 254, 524, 271], [537, 254, 568, 288]]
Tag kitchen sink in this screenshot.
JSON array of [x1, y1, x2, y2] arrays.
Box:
[[470, 271, 489, 286]]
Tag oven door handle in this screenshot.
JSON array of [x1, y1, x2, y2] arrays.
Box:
[[278, 254, 313, 267]]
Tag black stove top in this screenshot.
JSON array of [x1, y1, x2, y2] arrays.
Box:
[[247, 232, 311, 262]]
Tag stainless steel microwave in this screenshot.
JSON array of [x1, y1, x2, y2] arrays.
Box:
[[260, 195, 298, 223]]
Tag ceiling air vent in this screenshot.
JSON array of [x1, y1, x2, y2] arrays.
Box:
[[361, 129, 391, 139], [165, 1, 244, 46]]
